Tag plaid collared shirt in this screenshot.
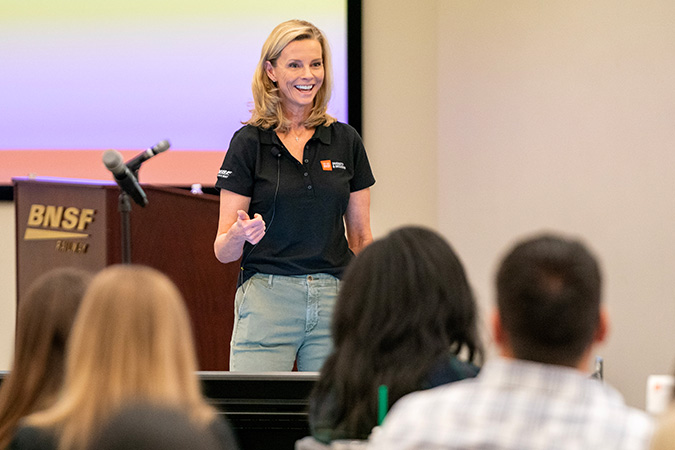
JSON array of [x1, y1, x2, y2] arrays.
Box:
[[368, 358, 654, 450]]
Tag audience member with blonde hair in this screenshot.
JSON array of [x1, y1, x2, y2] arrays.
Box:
[[9, 265, 238, 450], [0, 267, 91, 449]]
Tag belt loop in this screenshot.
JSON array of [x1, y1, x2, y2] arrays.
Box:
[[268, 274, 273, 287]]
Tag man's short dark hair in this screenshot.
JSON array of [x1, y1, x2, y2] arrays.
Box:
[[496, 233, 602, 366]]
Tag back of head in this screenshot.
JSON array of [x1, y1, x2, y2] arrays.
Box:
[[65, 264, 202, 406], [333, 226, 481, 363], [0, 267, 91, 449], [312, 226, 482, 440], [496, 233, 602, 366], [88, 403, 224, 450], [28, 265, 213, 450], [249, 19, 335, 131]]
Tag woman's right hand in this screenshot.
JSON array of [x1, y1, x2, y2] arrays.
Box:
[[214, 191, 263, 263], [231, 210, 266, 245]]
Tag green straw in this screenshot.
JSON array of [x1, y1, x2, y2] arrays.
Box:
[[378, 384, 388, 425]]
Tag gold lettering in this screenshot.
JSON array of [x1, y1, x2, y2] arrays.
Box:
[[27, 204, 45, 226], [43, 206, 64, 229], [77, 209, 95, 230], [27, 204, 96, 232], [55, 241, 89, 254], [61, 207, 80, 230]]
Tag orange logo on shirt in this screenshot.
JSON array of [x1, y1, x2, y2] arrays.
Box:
[[321, 160, 333, 171]]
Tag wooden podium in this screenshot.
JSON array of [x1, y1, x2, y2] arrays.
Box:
[[14, 177, 239, 370]]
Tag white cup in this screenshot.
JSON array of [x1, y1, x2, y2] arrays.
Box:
[[646, 374, 675, 415]]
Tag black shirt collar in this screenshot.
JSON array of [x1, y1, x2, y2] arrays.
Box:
[[259, 124, 332, 146]]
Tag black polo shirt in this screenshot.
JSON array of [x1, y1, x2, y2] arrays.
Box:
[[215, 122, 375, 284]]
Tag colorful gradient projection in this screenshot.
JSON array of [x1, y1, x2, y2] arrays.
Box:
[[0, 0, 348, 154]]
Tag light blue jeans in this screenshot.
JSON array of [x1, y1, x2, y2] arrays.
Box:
[[229, 273, 339, 372]]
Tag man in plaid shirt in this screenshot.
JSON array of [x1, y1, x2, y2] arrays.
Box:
[[369, 233, 653, 449]]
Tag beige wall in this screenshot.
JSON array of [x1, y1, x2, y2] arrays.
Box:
[[362, 0, 675, 408], [0, 202, 16, 371], [2, 0, 674, 410], [362, 0, 439, 234], [434, 0, 675, 409]]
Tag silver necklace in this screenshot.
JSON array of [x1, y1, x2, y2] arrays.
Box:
[[290, 128, 304, 142]]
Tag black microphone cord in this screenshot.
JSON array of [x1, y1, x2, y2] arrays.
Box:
[[238, 150, 281, 291]]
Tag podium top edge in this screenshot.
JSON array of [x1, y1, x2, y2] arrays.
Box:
[[12, 176, 115, 186], [196, 371, 320, 380]]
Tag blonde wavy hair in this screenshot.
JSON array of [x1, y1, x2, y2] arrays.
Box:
[[25, 265, 216, 450], [247, 19, 336, 132]]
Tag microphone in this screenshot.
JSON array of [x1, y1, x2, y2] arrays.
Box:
[[270, 147, 281, 158], [126, 140, 170, 173], [102, 149, 148, 207]]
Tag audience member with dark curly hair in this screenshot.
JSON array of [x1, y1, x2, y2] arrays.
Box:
[[308, 226, 483, 443]]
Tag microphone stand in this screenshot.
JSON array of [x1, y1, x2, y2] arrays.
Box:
[[118, 168, 142, 265], [118, 190, 133, 264], [105, 141, 168, 265]]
